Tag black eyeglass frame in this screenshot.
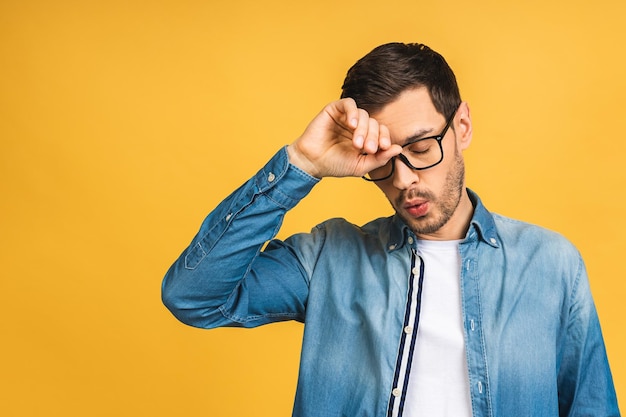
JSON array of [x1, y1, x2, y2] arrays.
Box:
[[362, 106, 460, 182]]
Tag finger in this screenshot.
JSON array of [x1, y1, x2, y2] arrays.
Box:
[[378, 123, 391, 150], [352, 108, 370, 150], [324, 98, 358, 131], [363, 144, 403, 173], [363, 117, 380, 154], [338, 98, 359, 129], [375, 143, 402, 162]]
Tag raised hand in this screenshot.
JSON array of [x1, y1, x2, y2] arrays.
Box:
[[287, 98, 401, 179]]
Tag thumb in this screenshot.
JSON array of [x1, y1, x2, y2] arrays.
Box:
[[357, 144, 402, 176]]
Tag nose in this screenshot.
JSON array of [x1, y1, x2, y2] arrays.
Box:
[[391, 156, 420, 190]]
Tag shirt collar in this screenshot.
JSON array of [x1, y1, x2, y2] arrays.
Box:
[[466, 188, 499, 248]]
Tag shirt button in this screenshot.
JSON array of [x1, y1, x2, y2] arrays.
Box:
[[267, 172, 276, 182], [388, 244, 397, 250], [392, 388, 401, 397], [411, 267, 419, 275], [404, 326, 413, 334], [407, 236, 414, 245], [490, 237, 497, 245]]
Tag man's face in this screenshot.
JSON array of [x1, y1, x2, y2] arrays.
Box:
[[371, 87, 473, 240]]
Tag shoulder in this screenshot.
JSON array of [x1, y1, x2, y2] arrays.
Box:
[[280, 216, 395, 275], [492, 213, 582, 262], [315, 216, 394, 239], [283, 216, 393, 248]]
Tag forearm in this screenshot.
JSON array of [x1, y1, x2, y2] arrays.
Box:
[[161, 147, 319, 328]]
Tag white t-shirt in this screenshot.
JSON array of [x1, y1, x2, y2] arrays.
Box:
[[404, 239, 472, 417]]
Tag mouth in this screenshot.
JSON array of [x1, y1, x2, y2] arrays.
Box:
[[403, 199, 429, 217]]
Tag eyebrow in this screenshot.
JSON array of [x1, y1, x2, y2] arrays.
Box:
[[400, 128, 435, 146]]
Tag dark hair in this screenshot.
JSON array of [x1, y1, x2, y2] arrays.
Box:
[[340, 42, 461, 117]]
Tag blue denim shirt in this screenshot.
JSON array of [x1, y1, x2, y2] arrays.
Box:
[[162, 147, 620, 417]]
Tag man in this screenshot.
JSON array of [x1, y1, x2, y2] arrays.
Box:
[[162, 43, 620, 416]]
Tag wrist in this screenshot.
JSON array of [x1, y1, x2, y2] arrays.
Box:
[[287, 144, 321, 179]]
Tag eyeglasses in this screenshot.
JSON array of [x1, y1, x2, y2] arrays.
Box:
[[362, 106, 459, 182]]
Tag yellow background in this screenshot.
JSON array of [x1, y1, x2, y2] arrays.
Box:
[[1, 0, 624, 415]]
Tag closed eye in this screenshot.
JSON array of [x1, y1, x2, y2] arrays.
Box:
[[405, 138, 436, 154]]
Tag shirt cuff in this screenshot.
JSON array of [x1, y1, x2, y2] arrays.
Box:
[[254, 146, 320, 210]]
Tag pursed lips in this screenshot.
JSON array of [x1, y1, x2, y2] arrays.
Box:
[[403, 199, 429, 217]]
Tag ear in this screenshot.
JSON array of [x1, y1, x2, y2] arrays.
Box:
[[455, 102, 473, 151]]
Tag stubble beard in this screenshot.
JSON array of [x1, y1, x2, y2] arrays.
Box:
[[394, 152, 466, 236]]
